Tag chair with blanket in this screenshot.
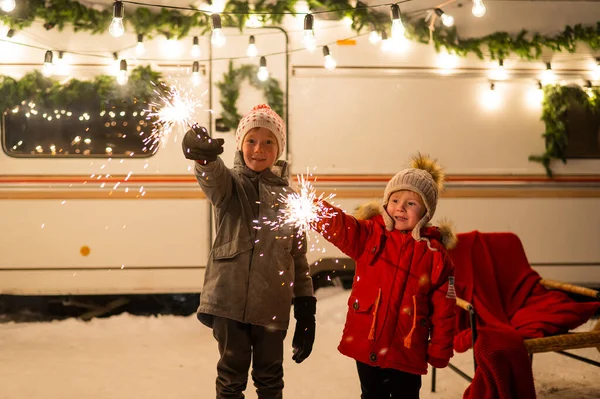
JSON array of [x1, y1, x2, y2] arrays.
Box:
[[431, 231, 600, 398]]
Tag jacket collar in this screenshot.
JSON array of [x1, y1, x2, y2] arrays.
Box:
[[233, 151, 289, 186]]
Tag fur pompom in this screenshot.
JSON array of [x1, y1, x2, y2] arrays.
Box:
[[410, 153, 445, 191]]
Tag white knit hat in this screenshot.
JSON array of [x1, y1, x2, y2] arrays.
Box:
[[235, 104, 285, 159], [382, 154, 445, 241]]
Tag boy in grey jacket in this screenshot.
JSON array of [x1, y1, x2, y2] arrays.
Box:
[[182, 104, 316, 399]]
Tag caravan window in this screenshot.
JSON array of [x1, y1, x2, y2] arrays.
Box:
[[1, 104, 156, 158]]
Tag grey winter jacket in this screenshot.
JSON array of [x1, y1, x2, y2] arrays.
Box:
[[194, 151, 314, 331]]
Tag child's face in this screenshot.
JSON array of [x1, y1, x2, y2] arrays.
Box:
[[386, 190, 426, 231], [242, 127, 279, 172]]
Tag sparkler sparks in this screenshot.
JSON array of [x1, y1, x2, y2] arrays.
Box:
[[145, 83, 203, 153], [278, 171, 337, 237]]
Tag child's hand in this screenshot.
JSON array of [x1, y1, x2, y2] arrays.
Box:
[[427, 355, 449, 369], [291, 296, 317, 364], [182, 124, 225, 162]]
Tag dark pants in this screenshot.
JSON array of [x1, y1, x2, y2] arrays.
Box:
[[356, 361, 422, 399], [212, 316, 287, 399]]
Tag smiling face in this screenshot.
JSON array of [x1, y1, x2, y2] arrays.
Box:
[[385, 190, 426, 231], [241, 127, 279, 172]]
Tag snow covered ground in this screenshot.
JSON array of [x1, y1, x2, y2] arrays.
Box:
[[1, 287, 598, 399]]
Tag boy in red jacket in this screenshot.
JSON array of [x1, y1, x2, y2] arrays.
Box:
[[313, 154, 456, 398]]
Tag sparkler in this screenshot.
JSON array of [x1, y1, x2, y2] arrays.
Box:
[[145, 83, 203, 153], [278, 170, 337, 237]]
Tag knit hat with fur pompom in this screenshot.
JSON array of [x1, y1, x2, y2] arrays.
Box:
[[382, 154, 445, 241], [235, 104, 285, 159]]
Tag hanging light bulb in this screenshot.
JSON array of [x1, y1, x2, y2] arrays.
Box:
[[390, 4, 405, 40], [135, 34, 145, 56], [191, 61, 201, 87], [472, 0, 486, 18], [257, 56, 269, 81], [368, 25, 381, 45], [6, 28, 15, 39], [211, 14, 226, 48], [303, 14, 317, 52], [109, 1, 125, 38], [117, 59, 128, 85], [247, 35, 258, 58], [481, 82, 501, 110], [489, 58, 508, 80], [434, 8, 454, 27], [191, 36, 201, 59], [380, 31, 392, 53], [526, 81, 544, 107], [322, 46, 337, 71], [540, 62, 556, 84], [55, 51, 70, 76], [1, 0, 16, 12], [42, 50, 53, 77]]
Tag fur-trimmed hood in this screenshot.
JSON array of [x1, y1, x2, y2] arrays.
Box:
[[353, 200, 457, 250]]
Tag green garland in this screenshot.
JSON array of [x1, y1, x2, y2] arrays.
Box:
[[216, 60, 284, 132], [529, 85, 600, 177], [0, 66, 163, 112], [1, 1, 599, 61]]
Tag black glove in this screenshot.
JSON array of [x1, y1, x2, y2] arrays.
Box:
[[291, 296, 316, 364], [182, 124, 224, 162]]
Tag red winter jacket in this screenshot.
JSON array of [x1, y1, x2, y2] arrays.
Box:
[[316, 202, 456, 375]]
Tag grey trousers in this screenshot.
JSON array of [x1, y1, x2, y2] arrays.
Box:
[[212, 316, 287, 399]]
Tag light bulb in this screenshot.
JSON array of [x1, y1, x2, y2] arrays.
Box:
[[109, 1, 125, 37], [322, 46, 337, 71], [247, 43, 258, 58], [368, 30, 381, 45], [441, 14, 454, 27], [191, 36, 201, 59], [191, 61, 201, 86], [380, 32, 391, 53], [42, 62, 53, 77], [109, 18, 124, 37], [117, 59, 128, 85], [257, 56, 269, 81], [324, 55, 336, 71], [257, 66, 269, 81], [489, 59, 508, 80], [303, 14, 316, 52], [42, 50, 53, 77], [525, 83, 544, 108], [247, 35, 258, 58], [135, 34, 145, 56], [540, 63, 556, 84], [303, 31, 317, 52], [211, 14, 226, 47], [117, 69, 128, 85], [191, 71, 201, 86], [391, 19, 405, 40], [481, 83, 501, 110], [1, 0, 16, 12], [55, 52, 70, 76], [211, 29, 226, 47], [472, 0, 486, 17]]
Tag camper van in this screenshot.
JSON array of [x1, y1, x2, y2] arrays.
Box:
[[1, 0, 599, 297]]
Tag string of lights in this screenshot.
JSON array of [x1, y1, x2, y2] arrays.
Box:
[[0, 0, 599, 86]]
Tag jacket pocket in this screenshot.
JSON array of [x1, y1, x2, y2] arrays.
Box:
[[348, 286, 382, 341], [212, 237, 253, 260], [404, 293, 431, 349]]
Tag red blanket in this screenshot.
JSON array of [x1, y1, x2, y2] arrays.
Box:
[[449, 231, 600, 399]]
